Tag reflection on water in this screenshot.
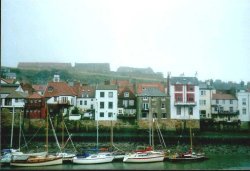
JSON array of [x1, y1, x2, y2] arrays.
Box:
[[1, 154, 250, 170]]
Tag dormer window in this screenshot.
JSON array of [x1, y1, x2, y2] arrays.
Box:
[[124, 92, 129, 97], [48, 86, 54, 92]]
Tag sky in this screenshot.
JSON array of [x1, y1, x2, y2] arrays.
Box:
[[2, 0, 250, 83]]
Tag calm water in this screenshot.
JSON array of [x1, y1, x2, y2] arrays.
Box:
[[1, 154, 250, 170]]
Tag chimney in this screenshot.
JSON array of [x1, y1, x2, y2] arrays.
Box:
[[53, 74, 60, 82]]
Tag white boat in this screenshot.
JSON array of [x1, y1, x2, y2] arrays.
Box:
[[10, 155, 63, 167], [72, 152, 114, 164], [123, 151, 165, 163], [57, 152, 76, 162]]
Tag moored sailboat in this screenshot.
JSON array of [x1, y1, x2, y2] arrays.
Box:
[[10, 106, 63, 167]]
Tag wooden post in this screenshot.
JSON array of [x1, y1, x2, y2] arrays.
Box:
[[62, 109, 64, 150], [46, 106, 49, 153]]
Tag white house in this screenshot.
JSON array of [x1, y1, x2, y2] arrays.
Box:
[[0, 80, 27, 110], [199, 81, 216, 119], [237, 89, 250, 122], [95, 85, 118, 121], [170, 77, 200, 120]]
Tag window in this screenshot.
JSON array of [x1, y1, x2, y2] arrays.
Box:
[[189, 107, 193, 115], [242, 98, 246, 105], [91, 104, 93, 109], [242, 108, 246, 115], [175, 85, 183, 91], [175, 93, 183, 102], [143, 103, 149, 110], [100, 102, 104, 109], [54, 97, 57, 102], [187, 85, 194, 92], [100, 112, 104, 117], [123, 100, 128, 107], [143, 96, 148, 100], [48, 86, 53, 92], [15, 99, 18, 102], [230, 100, 233, 104], [142, 112, 147, 118], [118, 109, 123, 114], [161, 103, 165, 108], [229, 107, 233, 113], [219, 107, 223, 112], [124, 92, 129, 97], [80, 100, 82, 105], [177, 107, 181, 115], [216, 100, 219, 104], [187, 93, 194, 102], [84, 100, 87, 105], [108, 92, 113, 98], [100, 92, 105, 97], [200, 100, 206, 106], [162, 113, 167, 118], [200, 90, 206, 96], [129, 100, 134, 106], [108, 112, 113, 117], [62, 97, 68, 103], [108, 102, 113, 109]]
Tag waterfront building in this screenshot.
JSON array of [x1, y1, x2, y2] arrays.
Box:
[[95, 85, 118, 121], [237, 89, 250, 127], [199, 80, 216, 119], [43, 75, 77, 116], [24, 92, 46, 119], [211, 93, 239, 122], [170, 77, 200, 120], [0, 79, 27, 112], [137, 87, 169, 120]]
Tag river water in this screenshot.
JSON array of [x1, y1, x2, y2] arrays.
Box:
[[1, 154, 250, 170]]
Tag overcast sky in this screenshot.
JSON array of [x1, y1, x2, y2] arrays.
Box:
[[2, 0, 250, 82]]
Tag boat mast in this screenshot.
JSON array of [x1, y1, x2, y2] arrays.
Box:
[[10, 106, 15, 148], [19, 110, 22, 150], [61, 108, 64, 150], [46, 105, 49, 153], [189, 114, 193, 153], [110, 120, 113, 147]]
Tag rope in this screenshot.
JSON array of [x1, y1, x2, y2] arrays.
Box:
[[49, 115, 62, 152], [64, 121, 77, 153], [112, 143, 126, 153], [21, 123, 43, 149]]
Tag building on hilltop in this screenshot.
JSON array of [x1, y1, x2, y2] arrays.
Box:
[[74, 63, 110, 73], [17, 62, 72, 70]]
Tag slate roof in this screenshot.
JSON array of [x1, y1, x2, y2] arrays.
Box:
[[43, 82, 77, 97], [136, 82, 165, 94], [170, 77, 199, 85], [6, 91, 28, 98], [138, 87, 166, 97]]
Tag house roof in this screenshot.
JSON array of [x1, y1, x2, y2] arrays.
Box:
[[0, 86, 19, 94], [1, 78, 15, 84], [138, 87, 166, 97], [28, 92, 43, 99], [136, 82, 165, 94], [6, 91, 28, 98], [32, 85, 47, 92], [118, 87, 136, 98], [170, 77, 199, 85], [43, 82, 77, 97], [79, 86, 95, 98], [96, 85, 117, 90], [212, 93, 237, 100], [199, 82, 214, 89]]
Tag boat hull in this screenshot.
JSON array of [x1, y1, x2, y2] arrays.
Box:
[[10, 156, 63, 167], [168, 155, 208, 162], [73, 156, 114, 164]]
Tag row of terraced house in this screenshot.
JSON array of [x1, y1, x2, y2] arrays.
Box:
[[1, 74, 250, 129]]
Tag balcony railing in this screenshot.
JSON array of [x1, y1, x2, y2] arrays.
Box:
[[174, 101, 197, 106]]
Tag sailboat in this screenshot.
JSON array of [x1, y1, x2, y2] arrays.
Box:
[[123, 113, 165, 163], [10, 106, 63, 167], [72, 111, 114, 164], [168, 118, 208, 162]]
